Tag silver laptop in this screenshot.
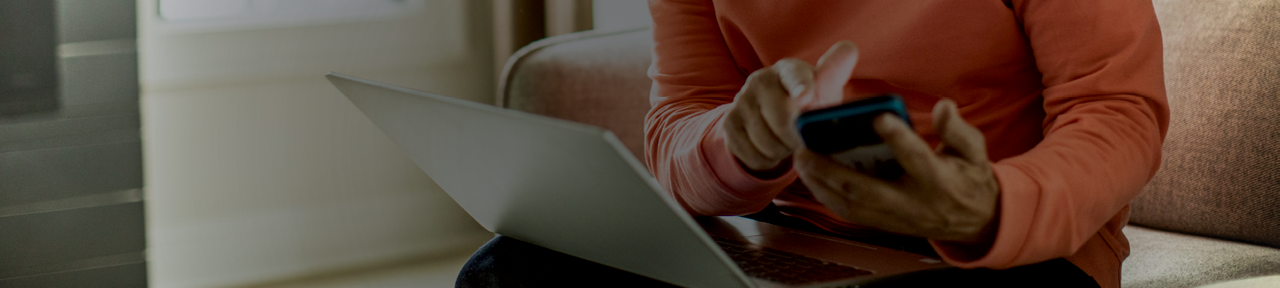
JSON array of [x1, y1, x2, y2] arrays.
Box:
[[326, 73, 950, 287]]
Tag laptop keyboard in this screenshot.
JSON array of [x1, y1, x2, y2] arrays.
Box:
[[713, 237, 874, 285]]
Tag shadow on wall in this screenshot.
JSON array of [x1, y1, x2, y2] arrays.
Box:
[[0, 0, 146, 286]]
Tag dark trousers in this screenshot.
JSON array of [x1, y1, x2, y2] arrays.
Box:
[[456, 206, 1100, 287]]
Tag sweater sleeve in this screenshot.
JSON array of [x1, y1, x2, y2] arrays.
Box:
[[929, 0, 1170, 268], [644, 0, 798, 216]]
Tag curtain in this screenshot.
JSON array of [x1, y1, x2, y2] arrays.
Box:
[[492, 0, 593, 103]]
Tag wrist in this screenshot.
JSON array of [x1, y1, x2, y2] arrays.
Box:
[[957, 215, 998, 246], [944, 194, 1000, 252]]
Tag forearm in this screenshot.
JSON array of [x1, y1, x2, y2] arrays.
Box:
[[645, 0, 801, 216], [933, 96, 1166, 267], [645, 98, 796, 216]]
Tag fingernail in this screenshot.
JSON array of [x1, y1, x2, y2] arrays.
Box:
[[789, 85, 806, 97], [946, 102, 963, 123]]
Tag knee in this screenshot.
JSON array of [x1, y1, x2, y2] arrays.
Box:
[[455, 236, 526, 288]]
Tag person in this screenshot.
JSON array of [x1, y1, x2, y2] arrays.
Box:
[[642, 0, 1167, 287], [458, 1, 1167, 287]]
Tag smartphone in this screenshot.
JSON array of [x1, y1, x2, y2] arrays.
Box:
[[795, 94, 912, 179]]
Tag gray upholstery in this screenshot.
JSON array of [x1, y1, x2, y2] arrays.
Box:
[[1122, 1, 1280, 286], [498, 3, 1280, 285], [1129, 0, 1280, 249], [500, 28, 654, 162], [1122, 226, 1280, 288]]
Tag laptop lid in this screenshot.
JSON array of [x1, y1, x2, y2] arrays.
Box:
[[326, 73, 755, 288]]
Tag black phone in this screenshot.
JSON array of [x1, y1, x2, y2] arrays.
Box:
[[795, 94, 913, 179]]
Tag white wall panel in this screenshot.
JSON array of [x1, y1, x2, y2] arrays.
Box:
[[139, 0, 493, 286]]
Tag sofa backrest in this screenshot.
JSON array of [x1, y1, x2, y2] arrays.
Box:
[[1129, 0, 1280, 248], [500, 28, 654, 163]]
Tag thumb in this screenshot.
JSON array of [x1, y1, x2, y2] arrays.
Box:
[[812, 41, 859, 108], [933, 99, 988, 163]]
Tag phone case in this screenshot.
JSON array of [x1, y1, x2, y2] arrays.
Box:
[[796, 94, 912, 179]]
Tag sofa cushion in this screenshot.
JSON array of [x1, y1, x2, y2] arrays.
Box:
[[1198, 275, 1280, 288], [500, 28, 654, 162], [1121, 225, 1280, 288], [1129, 0, 1280, 248]]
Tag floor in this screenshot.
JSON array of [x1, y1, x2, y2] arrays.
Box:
[[244, 251, 474, 288]]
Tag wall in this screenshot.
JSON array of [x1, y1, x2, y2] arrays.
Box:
[[593, 0, 651, 32], [139, 1, 494, 287], [0, 0, 146, 286], [0, 0, 59, 114]]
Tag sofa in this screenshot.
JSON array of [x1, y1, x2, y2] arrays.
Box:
[[497, 1, 1279, 286]]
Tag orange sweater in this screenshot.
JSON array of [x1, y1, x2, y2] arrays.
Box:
[[643, 1, 1169, 287]]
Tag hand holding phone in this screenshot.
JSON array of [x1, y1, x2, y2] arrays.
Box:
[[793, 99, 1001, 243], [795, 94, 912, 179]]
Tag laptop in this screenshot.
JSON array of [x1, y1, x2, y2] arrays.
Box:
[[326, 73, 950, 287]]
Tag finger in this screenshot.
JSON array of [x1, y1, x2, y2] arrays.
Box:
[[795, 149, 856, 216], [765, 59, 812, 148], [742, 108, 793, 161], [773, 58, 816, 98], [757, 96, 804, 150], [734, 63, 803, 151], [724, 109, 774, 170], [813, 41, 859, 106], [737, 68, 797, 160], [932, 99, 989, 163], [804, 179, 854, 219], [795, 148, 901, 204], [796, 150, 919, 232], [758, 65, 808, 149], [873, 113, 939, 179]]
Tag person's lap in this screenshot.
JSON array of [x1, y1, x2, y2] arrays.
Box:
[[455, 207, 1100, 287], [456, 236, 681, 288]]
